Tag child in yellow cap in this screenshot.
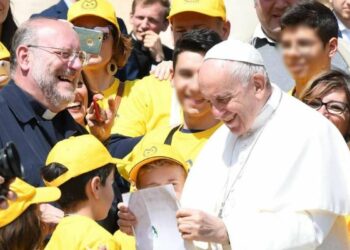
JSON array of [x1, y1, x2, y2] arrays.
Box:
[[0, 178, 61, 250], [114, 142, 189, 249], [0, 42, 10, 89], [41, 134, 121, 250]]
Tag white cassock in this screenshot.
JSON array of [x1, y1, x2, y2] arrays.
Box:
[[181, 85, 350, 250]]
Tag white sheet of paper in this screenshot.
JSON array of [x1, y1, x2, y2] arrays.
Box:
[[123, 185, 194, 250]]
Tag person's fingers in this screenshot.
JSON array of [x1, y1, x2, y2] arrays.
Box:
[[117, 218, 137, 228], [176, 208, 195, 218], [117, 202, 128, 211], [119, 225, 134, 236], [143, 30, 156, 36], [117, 210, 137, 221], [0, 200, 8, 209], [163, 67, 171, 80], [6, 191, 17, 201], [108, 97, 117, 117]]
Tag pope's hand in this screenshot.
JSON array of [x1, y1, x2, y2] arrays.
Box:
[[176, 208, 229, 245], [86, 94, 116, 142], [117, 202, 137, 236]]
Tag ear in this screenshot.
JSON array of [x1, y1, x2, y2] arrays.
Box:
[[327, 37, 338, 58], [88, 176, 102, 200], [16, 45, 31, 72], [252, 73, 267, 99], [222, 21, 231, 40]]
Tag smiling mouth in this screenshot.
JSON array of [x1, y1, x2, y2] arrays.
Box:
[[67, 102, 82, 110], [58, 75, 74, 83], [224, 114, 237, 124]]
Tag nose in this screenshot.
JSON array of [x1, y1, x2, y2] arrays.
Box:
[[188, 76, 200, 94], [318, 104, 330, 117], [68, 56, 83, 72], [140, 18, 150, 30], [275, 0, 291, 9], [211, 104, 226, 119]]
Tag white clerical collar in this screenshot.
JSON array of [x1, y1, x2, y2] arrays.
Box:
[[42, 109, 58, 120], [248, 84, 283, 133], [253, 25, 277, 44]]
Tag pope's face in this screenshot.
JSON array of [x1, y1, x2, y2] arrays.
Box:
[[255, 0, 298, 40], [199, 60, 261, 136]]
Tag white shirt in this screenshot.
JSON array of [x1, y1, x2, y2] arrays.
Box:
[[337, 17, 350, 43], [63, 0, 74, 8], [181, 86, 350, 250]]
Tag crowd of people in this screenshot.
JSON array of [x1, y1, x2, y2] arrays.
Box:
[[0, 0, 350, 249]]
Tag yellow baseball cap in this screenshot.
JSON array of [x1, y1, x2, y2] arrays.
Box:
[[0, 178, 61, 228], [44, 135, 120, 187], [67, 0, 120, 31], [168, 0, 226, 21], [0, 42, 10, 60], [129, 143, 189, 183]]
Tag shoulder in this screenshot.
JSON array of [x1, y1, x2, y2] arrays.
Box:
[[129, 75, 171, 93], [141, 126, 173, 142], [52, 216, 119, 247], [31, 0, 67, 19]]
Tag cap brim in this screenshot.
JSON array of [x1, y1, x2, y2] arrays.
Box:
[[69, 14, 120, 31], [168, 9, 226, 21], [31, 186, 61, 205], [129, 156, 185, 182]]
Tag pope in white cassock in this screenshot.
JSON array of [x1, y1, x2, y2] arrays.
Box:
[[176, 40, 350, 250]]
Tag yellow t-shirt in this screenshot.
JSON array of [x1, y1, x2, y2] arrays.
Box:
[[45, 215, 121, 250], [111, 75, 174, 137], [114, 230, 136, 250], [120, 122, 222, 179]]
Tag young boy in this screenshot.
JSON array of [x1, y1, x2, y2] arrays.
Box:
[[280, 0, 345, 98], [41, 134, 121, 250], [115, 142, 189, 249]]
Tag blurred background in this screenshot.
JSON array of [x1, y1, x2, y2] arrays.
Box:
[[10, 0, 258, 48]]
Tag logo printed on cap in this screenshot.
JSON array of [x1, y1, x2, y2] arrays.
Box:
[[81, 0, 98, 9], [143, 146, 158, 157]]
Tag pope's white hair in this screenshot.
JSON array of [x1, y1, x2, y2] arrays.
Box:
[[226, 60, 270, 87]]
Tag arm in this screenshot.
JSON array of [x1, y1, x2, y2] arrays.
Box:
[[177, 209, 336, 250]]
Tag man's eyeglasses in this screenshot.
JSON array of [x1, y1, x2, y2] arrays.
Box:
[[306, 99, 349, 115], [27, 45, 88, 66]]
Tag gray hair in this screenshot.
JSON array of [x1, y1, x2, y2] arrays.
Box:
[[10, 18, 47, 74], [228, 60, 270, 87]]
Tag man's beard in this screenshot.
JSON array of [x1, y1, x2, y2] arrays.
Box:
[[32, 62, 77, 110]]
